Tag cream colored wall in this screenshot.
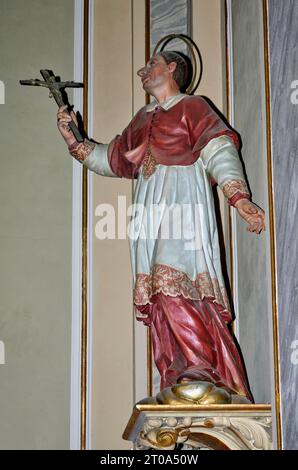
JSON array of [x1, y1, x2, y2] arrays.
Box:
[[0, 0, 74, 449], [132, 0, 149, 404], [192, 0, 225, 110], [192, 0, 229, 259], [91, 0, 227, 449], [91, 0, 146, 450]]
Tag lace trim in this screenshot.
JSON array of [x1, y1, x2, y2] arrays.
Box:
[[68, 138, 96, 163], [133, 263, 231, 314], [222, 179, 250, 200], [142, 150, 157, 179]]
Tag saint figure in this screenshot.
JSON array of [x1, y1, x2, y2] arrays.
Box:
[[57, 51, 265, 403]]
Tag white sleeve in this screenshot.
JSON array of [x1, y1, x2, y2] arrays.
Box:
[[200, 135, 250, 199], [82, 143, 118, 177]]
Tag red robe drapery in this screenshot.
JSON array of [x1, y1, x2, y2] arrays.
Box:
[[137, 293, 253, 401]]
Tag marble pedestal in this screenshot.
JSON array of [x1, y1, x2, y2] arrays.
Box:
[[123, 404, 272, 450]]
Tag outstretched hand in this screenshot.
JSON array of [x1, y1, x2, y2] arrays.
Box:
[[234, 199, 265, 234]]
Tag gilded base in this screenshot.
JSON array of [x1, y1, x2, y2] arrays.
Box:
[[138, 381, 251, 406]]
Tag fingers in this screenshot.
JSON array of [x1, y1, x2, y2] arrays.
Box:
[[246, 215, 266, 234], [56, 105, 78, 146], [237, 203, 266, 234], [58, 116, 71, 126], [57, 107, 78, 128], [57, 109, 72, 135], [236, 200, 266, 234], [246, 223, 264, 234], [242, 211, 265, 234], [57, 107, 71, 122], [57, 116, 72, 135]]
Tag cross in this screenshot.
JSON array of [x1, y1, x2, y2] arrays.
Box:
[[20, 69, 84, 142]]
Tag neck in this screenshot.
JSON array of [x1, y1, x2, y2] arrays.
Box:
[[150, 84, 180, 103]]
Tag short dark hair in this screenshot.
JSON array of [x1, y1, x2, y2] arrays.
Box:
[[158, 50, 191, 92]]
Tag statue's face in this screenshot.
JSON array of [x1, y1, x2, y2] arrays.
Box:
[[137, 54, 173, 93]]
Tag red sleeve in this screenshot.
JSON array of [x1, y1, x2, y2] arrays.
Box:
[[227, 191, 250, 207], [108, 120, 138, 179], [186, 96, 240, 159]]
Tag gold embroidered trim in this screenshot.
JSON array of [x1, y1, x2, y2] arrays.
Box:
[[142, 151, 157, 179], [222, 179, 250, 199], [68, 139, 96, 163], [134, 263, 230, 313]]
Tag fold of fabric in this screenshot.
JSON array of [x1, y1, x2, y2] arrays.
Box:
[[141, 292, 253, 401]]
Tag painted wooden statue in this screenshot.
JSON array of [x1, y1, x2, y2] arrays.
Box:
[[57, 51, 265, 404]]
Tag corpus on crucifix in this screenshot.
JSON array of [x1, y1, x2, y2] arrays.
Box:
[[20, 69, 84, 142], [56, 36, 265, 405]]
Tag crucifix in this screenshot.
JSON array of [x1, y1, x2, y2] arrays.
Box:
[[20, 69, 84, 142]]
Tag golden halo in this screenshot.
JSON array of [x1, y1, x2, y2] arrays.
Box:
[[152, 33, 203, 95]]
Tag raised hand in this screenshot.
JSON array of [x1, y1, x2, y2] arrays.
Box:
[[57, 105, 78, 146]]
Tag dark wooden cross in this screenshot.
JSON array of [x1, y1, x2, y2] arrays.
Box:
[[20, 69, 84, 142]]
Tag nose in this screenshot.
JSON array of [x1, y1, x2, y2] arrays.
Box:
[[137, 65, 148, 78]]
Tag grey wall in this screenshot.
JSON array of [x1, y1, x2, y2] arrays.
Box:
[[150, 0, 192, 54], [231, 0, 272, 403], [268, 0, 298, 450], [0, 0, 74, 449]]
